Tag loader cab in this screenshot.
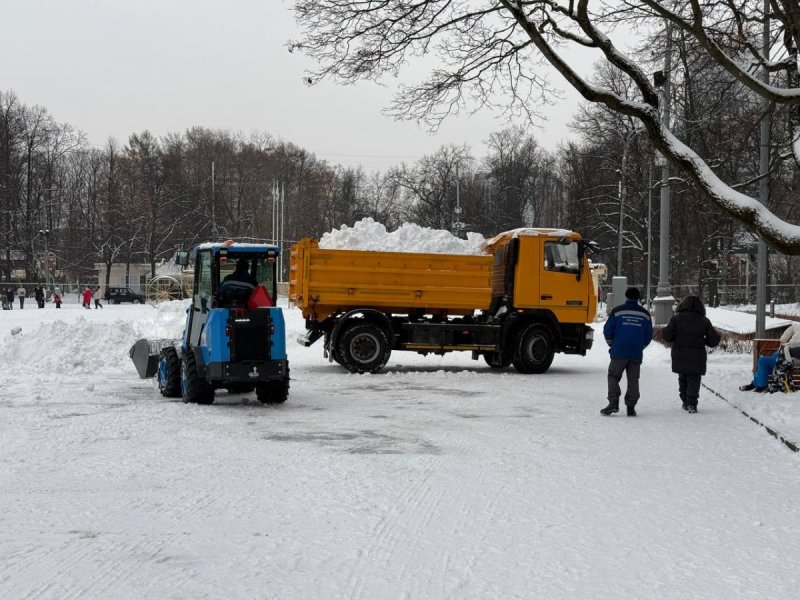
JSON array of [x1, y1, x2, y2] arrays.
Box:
[[187, 243, 280, 348]]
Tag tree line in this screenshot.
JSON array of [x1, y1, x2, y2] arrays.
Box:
[[1, 61, 798, 303]]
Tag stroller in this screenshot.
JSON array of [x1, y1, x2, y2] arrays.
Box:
[[767, 347, 799, 393]]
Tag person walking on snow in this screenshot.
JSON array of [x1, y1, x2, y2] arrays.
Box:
[[82, 286, 92, 309], [739, 321, 800, 392], [16, 285, 26, 309], [34, 285, 45, 309], [93, 287, 103, 309], [5, 288, 14, 310], [661, 295, 721, 414], [52, 289, 62, 308], [601, 287, 653, 417]]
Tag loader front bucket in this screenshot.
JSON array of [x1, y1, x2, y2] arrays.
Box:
[[130, 338, 160, 379]]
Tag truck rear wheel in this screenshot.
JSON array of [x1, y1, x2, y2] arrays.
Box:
[[484, 352, 511, 369], [181, 349, 214, 404], [337, 322, 391, 373], [512, 324, 554, 374], [158, 347, 181, 397]]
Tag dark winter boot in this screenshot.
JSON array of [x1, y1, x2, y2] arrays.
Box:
[[739, 383, 755, 392], [687, 405, 698, 414], [626, 406, 637, 417], [600, 403, 619, 416]]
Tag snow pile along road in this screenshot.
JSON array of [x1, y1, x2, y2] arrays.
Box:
[[318, 217, 486, 254]]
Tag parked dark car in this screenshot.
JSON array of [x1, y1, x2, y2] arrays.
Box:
[[105, 287, 145, 304]]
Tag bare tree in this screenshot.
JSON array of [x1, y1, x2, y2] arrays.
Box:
[[291, 0, 800, 252]]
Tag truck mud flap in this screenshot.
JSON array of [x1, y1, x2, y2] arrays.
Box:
[[130, 339, 159, 379]]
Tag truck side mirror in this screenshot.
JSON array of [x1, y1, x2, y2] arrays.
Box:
[[175, 251, 189, 266]]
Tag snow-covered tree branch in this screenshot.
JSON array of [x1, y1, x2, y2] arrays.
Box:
[[291, 0, 800, 253]]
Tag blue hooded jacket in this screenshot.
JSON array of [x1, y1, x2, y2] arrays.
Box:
[[603, 299, 653, 360]]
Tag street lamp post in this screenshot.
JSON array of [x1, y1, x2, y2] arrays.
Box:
[[38, 229, 51, 290]]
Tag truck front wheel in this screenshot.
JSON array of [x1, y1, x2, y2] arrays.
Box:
[[337, 322, 391, 373], [512, 324, 554, 374]]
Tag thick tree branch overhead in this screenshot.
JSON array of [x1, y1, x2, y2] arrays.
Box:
[[291, 0, 800, 253]]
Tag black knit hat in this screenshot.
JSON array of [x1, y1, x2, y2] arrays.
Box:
[[625, 287, 641, 300]]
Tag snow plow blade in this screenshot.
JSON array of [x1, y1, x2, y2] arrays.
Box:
[[130, 338, 176, 379]]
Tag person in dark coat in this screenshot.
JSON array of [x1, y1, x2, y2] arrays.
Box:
[[601, 287, 653, 417], [34, 286, 45, 308], [5, 288, 13, 310], [661, 295, 721, 414]]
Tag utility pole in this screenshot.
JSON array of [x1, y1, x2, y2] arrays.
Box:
[[211, 161, 217, 240], [646, 164, 653, 307], [39, 229, 50, 290], [653, 22, 675, 325], [755, 0, 770, 337]]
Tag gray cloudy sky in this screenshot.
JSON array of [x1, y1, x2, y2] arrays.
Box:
[[1, 0, 590, 171]]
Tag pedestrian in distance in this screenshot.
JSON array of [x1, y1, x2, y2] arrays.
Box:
[[601, 287, 653, 417], [52, 289, 62, 308], [93, 287, 104, 309], [739, 321, 800, 393], [661, 295, 721, 414], [5, 288, 14, 310], [16, 285, 26, 309], [82, 286, 92, 309], [34, 285, 45, 309]]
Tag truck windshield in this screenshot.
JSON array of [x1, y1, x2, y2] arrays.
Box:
[[544, 241, 580, 275]]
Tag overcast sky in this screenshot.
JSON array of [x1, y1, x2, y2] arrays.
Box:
[[1, 0, 595, 171]]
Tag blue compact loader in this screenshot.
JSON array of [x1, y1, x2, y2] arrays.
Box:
[[130, 241, 289, 405]]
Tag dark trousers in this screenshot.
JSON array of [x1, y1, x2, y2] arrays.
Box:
[[18, 297, 24, 309], [607, 358, 641, 407], [678, 373, 702, 407]]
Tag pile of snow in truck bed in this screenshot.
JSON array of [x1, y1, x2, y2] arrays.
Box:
[[318, 218, 486, 254]]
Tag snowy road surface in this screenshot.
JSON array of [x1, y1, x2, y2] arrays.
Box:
[[1, 302, 799, 599]]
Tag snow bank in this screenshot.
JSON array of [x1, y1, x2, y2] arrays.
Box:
[[0, 301, 188, 375], [318, 218, 486, 254]]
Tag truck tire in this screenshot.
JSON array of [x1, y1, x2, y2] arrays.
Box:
[[512, 324, 554, 374], [181, 349, 214, 404], [337, 321, 391, 373], [256, 366, 290, 404], [158, 347, 181, 397], [484, 352, 511, 369]]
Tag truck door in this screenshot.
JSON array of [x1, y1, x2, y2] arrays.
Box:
[[537, 239, 590, 322]]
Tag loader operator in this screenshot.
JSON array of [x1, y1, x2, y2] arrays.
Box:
[[220, 259, 258, 305]]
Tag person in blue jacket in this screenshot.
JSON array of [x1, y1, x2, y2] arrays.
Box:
[[601, 287, 653, 417]]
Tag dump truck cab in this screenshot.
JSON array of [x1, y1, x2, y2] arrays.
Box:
[[485, 228, 597, 321]]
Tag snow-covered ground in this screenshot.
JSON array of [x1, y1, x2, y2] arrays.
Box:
[[2, 301, 799, 599]]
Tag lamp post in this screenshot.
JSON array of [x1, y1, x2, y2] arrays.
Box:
[[652, 23, 676, 325], [38, 229, 51, 290]]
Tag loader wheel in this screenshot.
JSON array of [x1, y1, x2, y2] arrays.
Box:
[[337, 322, 391, 373], [484, 352, 511, 369], [181, 349, 214, 405], [158, 347, 181, 397], [256, 366, 290, 404], [512, 324, 554, 374]]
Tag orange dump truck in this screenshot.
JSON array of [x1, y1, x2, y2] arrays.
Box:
[[289, 228, 597, 373]]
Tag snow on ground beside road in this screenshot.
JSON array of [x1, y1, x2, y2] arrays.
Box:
[[1, 301, 799, 599], [705, 306, 794, 335], [318, 217, 486, 254]]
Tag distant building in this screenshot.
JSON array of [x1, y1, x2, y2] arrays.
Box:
[[94, 263, 151, 293]]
